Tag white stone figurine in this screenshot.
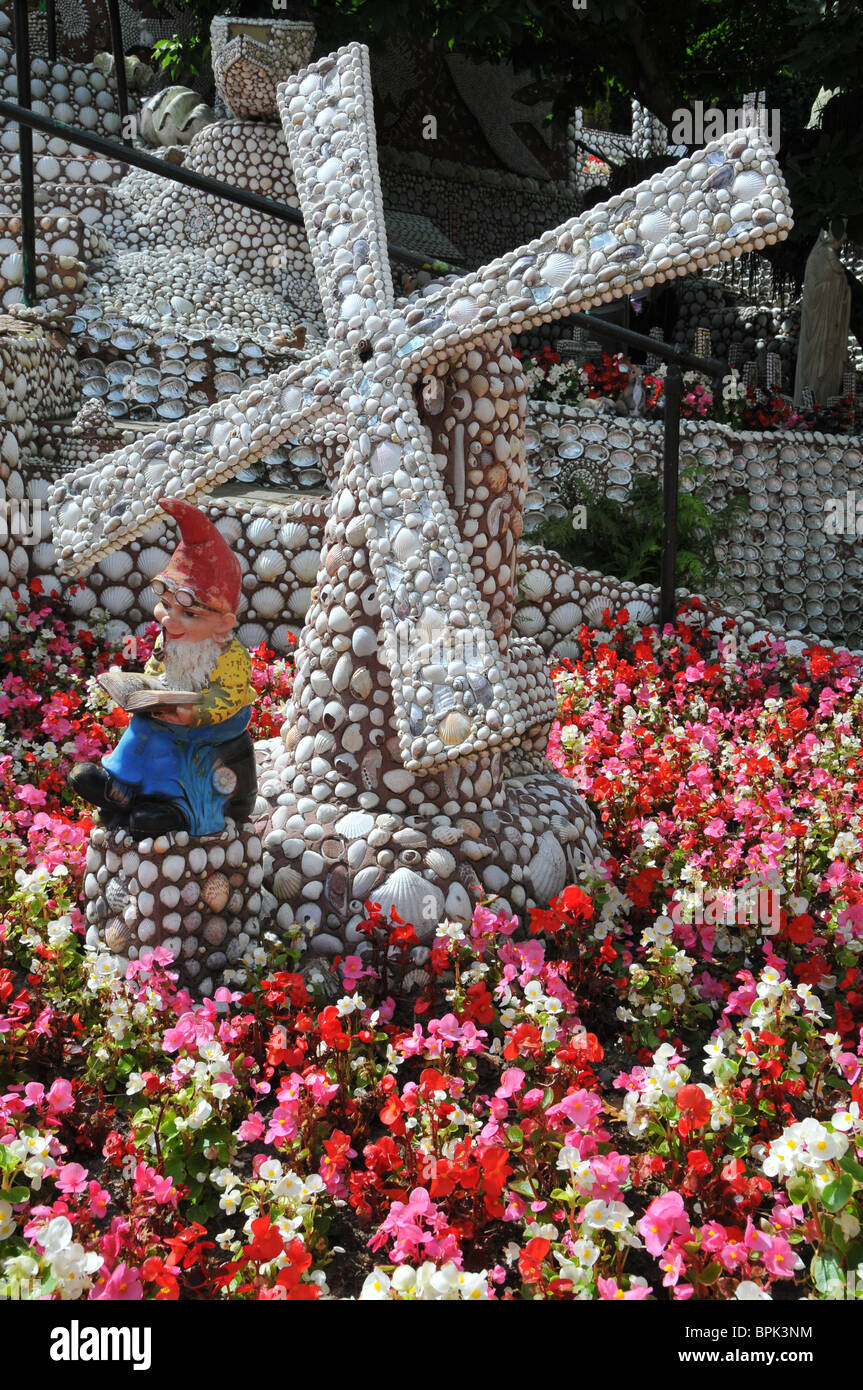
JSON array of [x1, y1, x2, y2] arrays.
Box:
[[793, 226, 852, 407]]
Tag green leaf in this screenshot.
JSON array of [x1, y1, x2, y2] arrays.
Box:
[[505, 1124, 524, 1149], [787, 1173, 813, 1205], [822, 1175, 854, 1212], [811, 1250, 845, 1298], [698, 1261, 722, 1285], [839, 1153, 863, 1183], [5, 1186, 29, 1204]]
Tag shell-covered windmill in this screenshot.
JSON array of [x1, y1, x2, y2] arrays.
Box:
[[51, 43, 793, 954]]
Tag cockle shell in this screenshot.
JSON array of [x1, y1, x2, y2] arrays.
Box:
[[439, 710, 471, 746], [334, 811, 376, 840], [273, 865, 302, 901], [424, 847, 456, 878], [432, 825, 460, 845], [201, 872, 230, 912], [105, 877, 130, 911], [238, 622, 267, 648], [104, 918, 132, 953]]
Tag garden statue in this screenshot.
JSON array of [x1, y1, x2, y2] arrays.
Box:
[[617, 364, 646, 417], [69, 498, 257, 840], [793, 225, 852, 407]]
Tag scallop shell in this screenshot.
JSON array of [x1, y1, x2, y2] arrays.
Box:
[[273, 865, 302, 901], [521, 568, 552, 600], [101, 585, 134, 616], [550, 602, 582, 634], [584, 595, 613, 625], [238, 622, 267, 647], [201, 872, 230, 912], [424, 847, 456, 877], [540, 252, 575, 287], [402, 968, 430, 992], [104, 918, 132, 953], [292, 549, 321, 584], [250, 586, 283, 618], [439, 710, 471, 745], [392, 527, 422, 562], [638, 210, 671, 244], [215, 515, 243, 546], [137, 546, 171, 579], [528, 830, 568, 903], [289, 587, 313, 616], [248, 516, 276, 546], [254, 549, 287, 581], [335, 811, 376, 840], [100, 551, 133, 581], [625, 598, 655, 625], [374, 866, 443, 931], [278, 522, 310, 550], [514, 605, 545, 637]]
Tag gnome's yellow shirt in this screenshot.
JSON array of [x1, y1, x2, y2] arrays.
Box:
[[145, 634, 256, 728]]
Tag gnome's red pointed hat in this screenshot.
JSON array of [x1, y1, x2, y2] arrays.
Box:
[[156, 497, 241, 614]]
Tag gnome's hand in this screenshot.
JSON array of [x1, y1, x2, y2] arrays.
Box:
[[155, 706, 196, 726]]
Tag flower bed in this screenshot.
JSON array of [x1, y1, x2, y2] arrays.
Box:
[[1, 588, 863, 1300]]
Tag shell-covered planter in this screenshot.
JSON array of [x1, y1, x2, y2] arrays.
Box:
[[211, 16, 316, 120]]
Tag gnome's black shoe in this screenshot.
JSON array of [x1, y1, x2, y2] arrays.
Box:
[[128, 798, 190, 841]]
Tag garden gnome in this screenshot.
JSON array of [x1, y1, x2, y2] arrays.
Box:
[[69, 498, 257, 840], [793, 225, 852, 406]]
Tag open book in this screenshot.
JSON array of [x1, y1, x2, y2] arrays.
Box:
[[98, 669, 199, 712]]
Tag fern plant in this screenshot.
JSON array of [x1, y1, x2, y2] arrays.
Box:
[[527, 462, 747, 591]]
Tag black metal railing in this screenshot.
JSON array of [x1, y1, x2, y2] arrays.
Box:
[[5, 3, 727, 627]]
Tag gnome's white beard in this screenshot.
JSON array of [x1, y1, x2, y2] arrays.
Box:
[[159, 636, 226, 692]]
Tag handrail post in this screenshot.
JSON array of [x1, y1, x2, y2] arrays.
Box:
[[106, 0, 130, 144], [660, 363, 682, 627], [13, 0, 37, 306], [45, 0, 57, 64]]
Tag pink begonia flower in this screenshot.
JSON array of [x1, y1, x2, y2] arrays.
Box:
[[46, 1079, 75, 1115], [90, 1262, 143, 1301], [520, 1088, 546, 1111], [16, 783, 47, 806], [704, 818, 726, 840], [597, 1277, 650, 1300], [762, 1236, 796, 1279], [546, 1089, 602, 1130], [88, 1182, 110, 1218], [495, 1068, 525, 1100], [55, 1163, 88, 1196], [638, 1192, 692, 1256], [237, 1111, 265, 1142]]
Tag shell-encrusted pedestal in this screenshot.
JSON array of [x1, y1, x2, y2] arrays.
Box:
[[256, 735, 602, 969], [83, 820, 267, 996]]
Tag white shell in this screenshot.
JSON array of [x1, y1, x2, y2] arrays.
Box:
[[137, 546, 171, 579], [521, 568, 552, 600], [292, 549, 321, 583], [69, 585, 96, 614], [237, 622, 267, 647], [626, 598, 655, 625], [584, 595, 614, 625], [270, 624, 297, 652], [248, 516, 276, 546], [637, 210, 671, 245], [215, 515, 243, 545], [278, 522, 309, 550], [373, 866, 443, 935], [100, 551, 133, 580], [273, 865, 302, 901], [102, 585, 134, 615], [334, 811, 376, 840], [254, 549, 287, 580], [424, 847, 456, 878], [550, 602, 582, 634], [251, 586, 284, 618], [432, 825, 461, 845], [514, 605, 545, 637], [528, 830, 568, 903], [289, 587, 313, 616], [541, 252, 575, 287]]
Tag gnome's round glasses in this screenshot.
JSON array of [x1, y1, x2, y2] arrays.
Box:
[[152, 577, 223, 615]]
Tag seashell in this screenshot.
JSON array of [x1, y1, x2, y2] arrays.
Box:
[[278, 522, 310, 550], [335, 811, 376, 840], [637, 210, 671, 244], [425, 847, 456, 878], [392, 527, 422, 562], [248, 516, 276, 546], [289, 588, 313, 616], [402, 968, 430, 992], [374, 867, 443, 931], [353, 865, 383, 901], [584, 595, 613, 626], [105, 877, 130, 911], [292, 549, 321, 584], [550, 602, 582, 634], [432, 825, 460, 845], [528, 830, 568, 903], [251, 586, 283, 618], [350, 667, 373, 699], [201, 872, 230, 912], [104, 918, 132, 954], [514, 605, 545, 637], [215, 516, 243, 545], [521, 568, 552, 600], [625, 598, 655, 625], [273, 865, 302, 901], [254, 550, 287, 581], [362, 750, 382, 788], [540, 252, 575, 287], [439, 710, 472, 746], [100, 551, 133, 581], [101, 586, 134, 616], [238, 623, 267, 648], [325, 865, 348, 914]]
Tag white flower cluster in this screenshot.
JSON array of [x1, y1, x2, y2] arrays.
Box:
[[5, 1215, 102, 1299], [761, 1117, 851, 1180], [359, 1261, 491, 1300]]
